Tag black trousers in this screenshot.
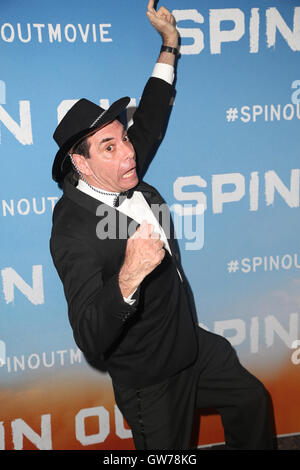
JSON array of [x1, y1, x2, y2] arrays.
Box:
[[112, 327, 274, 450]]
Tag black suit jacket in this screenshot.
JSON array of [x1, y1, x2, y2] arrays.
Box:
[[50, 77, 198, 388]]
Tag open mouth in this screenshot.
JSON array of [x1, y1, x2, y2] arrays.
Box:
[[122, 168, 136, 179]]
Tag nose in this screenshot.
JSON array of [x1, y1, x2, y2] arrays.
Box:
[[120, 140, 135, 160]]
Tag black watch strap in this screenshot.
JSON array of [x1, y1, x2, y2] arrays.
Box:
[[160, 45, 178, 55]]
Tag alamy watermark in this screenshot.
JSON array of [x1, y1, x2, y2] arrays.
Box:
[[95, 203, 205, 251]]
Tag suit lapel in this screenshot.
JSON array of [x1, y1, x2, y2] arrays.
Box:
[[135, 182, 180, 259]]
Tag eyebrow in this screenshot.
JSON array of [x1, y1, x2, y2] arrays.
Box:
[[98, 127, 127, 147], [99, 136, 115, 145]]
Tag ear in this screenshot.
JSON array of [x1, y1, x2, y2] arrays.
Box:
[[72, 153, 93, 177]]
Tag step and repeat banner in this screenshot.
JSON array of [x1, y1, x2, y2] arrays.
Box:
[[0, 0, 300, 450]]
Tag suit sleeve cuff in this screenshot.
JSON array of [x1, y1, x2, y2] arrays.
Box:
[[102, 274, 140, 323]]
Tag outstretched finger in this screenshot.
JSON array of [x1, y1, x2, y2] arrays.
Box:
[[147, 0, 156, 13]]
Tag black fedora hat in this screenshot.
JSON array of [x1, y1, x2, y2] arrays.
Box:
[[52, 96, 130, 183]]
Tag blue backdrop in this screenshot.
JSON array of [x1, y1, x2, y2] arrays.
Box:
[[0, 0, 299, 450]]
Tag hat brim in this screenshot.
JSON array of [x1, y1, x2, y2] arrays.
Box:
[[52, 96, 130, 183]]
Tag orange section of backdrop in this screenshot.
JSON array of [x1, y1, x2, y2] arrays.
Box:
[[0, 361, 299, 450]]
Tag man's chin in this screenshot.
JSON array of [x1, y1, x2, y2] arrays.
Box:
[[120, 176, 139, 192]]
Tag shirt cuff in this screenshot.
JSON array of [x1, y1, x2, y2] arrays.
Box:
[[123, 289, 137, 305], [152, 63, 175, 85]]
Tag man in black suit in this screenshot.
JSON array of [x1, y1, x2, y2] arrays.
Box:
[[50, 1, 273, 450]]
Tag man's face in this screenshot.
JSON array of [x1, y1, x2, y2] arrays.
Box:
[[73, 119, 138, 192]]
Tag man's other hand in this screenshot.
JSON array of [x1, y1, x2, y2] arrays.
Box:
[[118, 220, 165, 298]]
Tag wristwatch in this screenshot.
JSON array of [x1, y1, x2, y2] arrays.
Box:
[[160, 45, 179, 55]]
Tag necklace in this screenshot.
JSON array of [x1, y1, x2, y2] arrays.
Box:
[[69, 153, 129, 206]]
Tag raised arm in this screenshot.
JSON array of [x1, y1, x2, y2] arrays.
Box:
[[127, 2, 179, 176]]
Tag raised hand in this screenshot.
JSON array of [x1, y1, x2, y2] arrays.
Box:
[[146, 0, 178, 47]]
